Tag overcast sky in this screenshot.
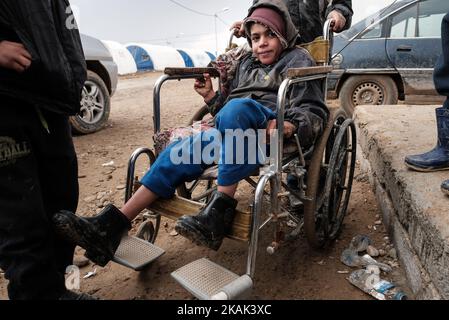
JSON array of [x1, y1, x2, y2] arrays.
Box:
[[69, 0, 396, 54]]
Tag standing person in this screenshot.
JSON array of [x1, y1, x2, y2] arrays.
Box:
[[404, 12, 449, 196], [0, 0, 91, 300], [232, 0, 353, 44]]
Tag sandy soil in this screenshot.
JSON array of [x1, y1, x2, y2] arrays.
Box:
[[0, 72, 412, 300]]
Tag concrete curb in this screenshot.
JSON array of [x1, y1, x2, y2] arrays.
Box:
[[355, 105, 448, 300]]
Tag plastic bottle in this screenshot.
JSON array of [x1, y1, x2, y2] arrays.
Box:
[[373, 280, 408, 300], [348, 267, 408, 300]]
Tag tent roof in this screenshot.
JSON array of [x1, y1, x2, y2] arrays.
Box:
[[177, 48, 212, 67], [102, 40, 137, 75], [126, 43, 185, 70]]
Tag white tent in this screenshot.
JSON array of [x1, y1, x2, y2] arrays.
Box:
[[101, 40, 137, 75], [177, 48, 213, 67], [126, 43, 185, 71]]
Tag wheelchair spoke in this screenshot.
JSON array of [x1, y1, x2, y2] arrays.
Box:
[[191, 186, 217, 202], [186, 180, 201, 194]]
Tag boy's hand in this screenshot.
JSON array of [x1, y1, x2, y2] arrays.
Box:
[[230, 21, 246, 38], [266, 120, 297, 139], [194, 73, 215, 103], [0, 41, 32, 73], [327, 10, 346, 33]]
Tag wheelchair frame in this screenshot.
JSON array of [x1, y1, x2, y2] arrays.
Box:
[[123, 21, 357, 299]]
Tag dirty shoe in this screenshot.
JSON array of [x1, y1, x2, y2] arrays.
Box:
[[442, 180, 449, 195], [175, 191, 237, 251], [405, 108, 449, 171], [53, 204, 131, 267]]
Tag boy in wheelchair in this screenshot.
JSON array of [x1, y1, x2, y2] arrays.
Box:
[[53, 0, 328, 267]]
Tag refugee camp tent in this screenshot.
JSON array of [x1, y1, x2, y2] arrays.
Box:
[[205, 51, 216, 61], [176, 49, 213, 67], [126, 43, 185, 71], [177, 49, 194, 67], [101, 40, 137, 75]]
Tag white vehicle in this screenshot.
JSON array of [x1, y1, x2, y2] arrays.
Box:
[[71, 34, 118, 134]]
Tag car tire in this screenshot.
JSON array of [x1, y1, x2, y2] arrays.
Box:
[[70, 70, 111, 135], [340, 75, 398, 115]]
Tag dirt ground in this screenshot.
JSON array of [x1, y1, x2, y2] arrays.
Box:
[[0, 72, 412, 300]]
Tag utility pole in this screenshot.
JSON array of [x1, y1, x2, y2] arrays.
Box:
[[214, 7, 229, 57]]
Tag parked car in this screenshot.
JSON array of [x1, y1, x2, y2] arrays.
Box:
[[328, 0, 449, 114], [70, 34, 118, 134]]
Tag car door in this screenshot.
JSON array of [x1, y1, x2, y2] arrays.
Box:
[[386, 0, 449, 95], [340, 21, 390, 71]]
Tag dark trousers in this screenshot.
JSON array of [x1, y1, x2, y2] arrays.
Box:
[[0, 98, 78, 300], [434, 12, 449, 109]]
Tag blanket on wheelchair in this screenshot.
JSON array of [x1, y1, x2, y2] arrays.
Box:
[[153, 119, 215, 155]]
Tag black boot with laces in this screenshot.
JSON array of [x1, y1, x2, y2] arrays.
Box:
[[175, 191, 238, 251]]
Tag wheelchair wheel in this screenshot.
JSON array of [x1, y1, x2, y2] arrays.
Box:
[[177, 180, 216, 203], [136, 219, 156, 244], [136, 215, 161, 243], [304, 109, 357, 248]]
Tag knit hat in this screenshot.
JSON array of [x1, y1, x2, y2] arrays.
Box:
[[244, 7, 288, 48]]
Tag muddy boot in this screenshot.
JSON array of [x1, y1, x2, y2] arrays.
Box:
[[405, 108, 449, 172], [52, 204, 131, 267], [442, 180, 449, 195], [175, 191, 238, 251]]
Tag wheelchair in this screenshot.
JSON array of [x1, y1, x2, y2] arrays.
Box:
[[113, 21, 357, 300]]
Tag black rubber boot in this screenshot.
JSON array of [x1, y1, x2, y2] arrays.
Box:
[[52, 204, 131, 267], [175, 191, 238, 251], [405, 108, 449, 171]]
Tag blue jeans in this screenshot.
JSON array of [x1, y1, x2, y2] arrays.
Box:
[[141, 98, 276, 198]]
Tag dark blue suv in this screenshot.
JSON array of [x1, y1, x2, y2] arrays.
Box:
[[328, 0, 449, 114]]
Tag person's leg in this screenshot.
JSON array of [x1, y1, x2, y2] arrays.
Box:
[[405, 13, 449, 173], [52, 132, 213, 265], [217, 184, 238, 198], [215, 98, 276, 186], [121, 186, 159, 220], [0, 103, 66, 300], [434, 13, 449, 101], [38, 110, 78, 275], [176, 98, 276, 250]]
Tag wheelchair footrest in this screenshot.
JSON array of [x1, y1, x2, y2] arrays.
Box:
[[113, 235, 165, 271], [171, 258, 253, 300]]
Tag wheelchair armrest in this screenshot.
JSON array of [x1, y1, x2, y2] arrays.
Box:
[[164, 67, 220, 78], [287, 66, 333, 79]]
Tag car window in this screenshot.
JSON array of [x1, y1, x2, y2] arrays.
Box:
[[360, 23, 383, 39], [389, 0, 449, 39], [390, 4, 417, 38], [417, 0, 449, 37], [341, 1, 418, 40]]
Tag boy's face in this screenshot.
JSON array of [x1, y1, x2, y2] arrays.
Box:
[[250, 23, 283, 65]]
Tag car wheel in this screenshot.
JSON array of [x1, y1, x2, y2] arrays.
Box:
[[340, 75, 398, 115], [70, 70, 111, 134]]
